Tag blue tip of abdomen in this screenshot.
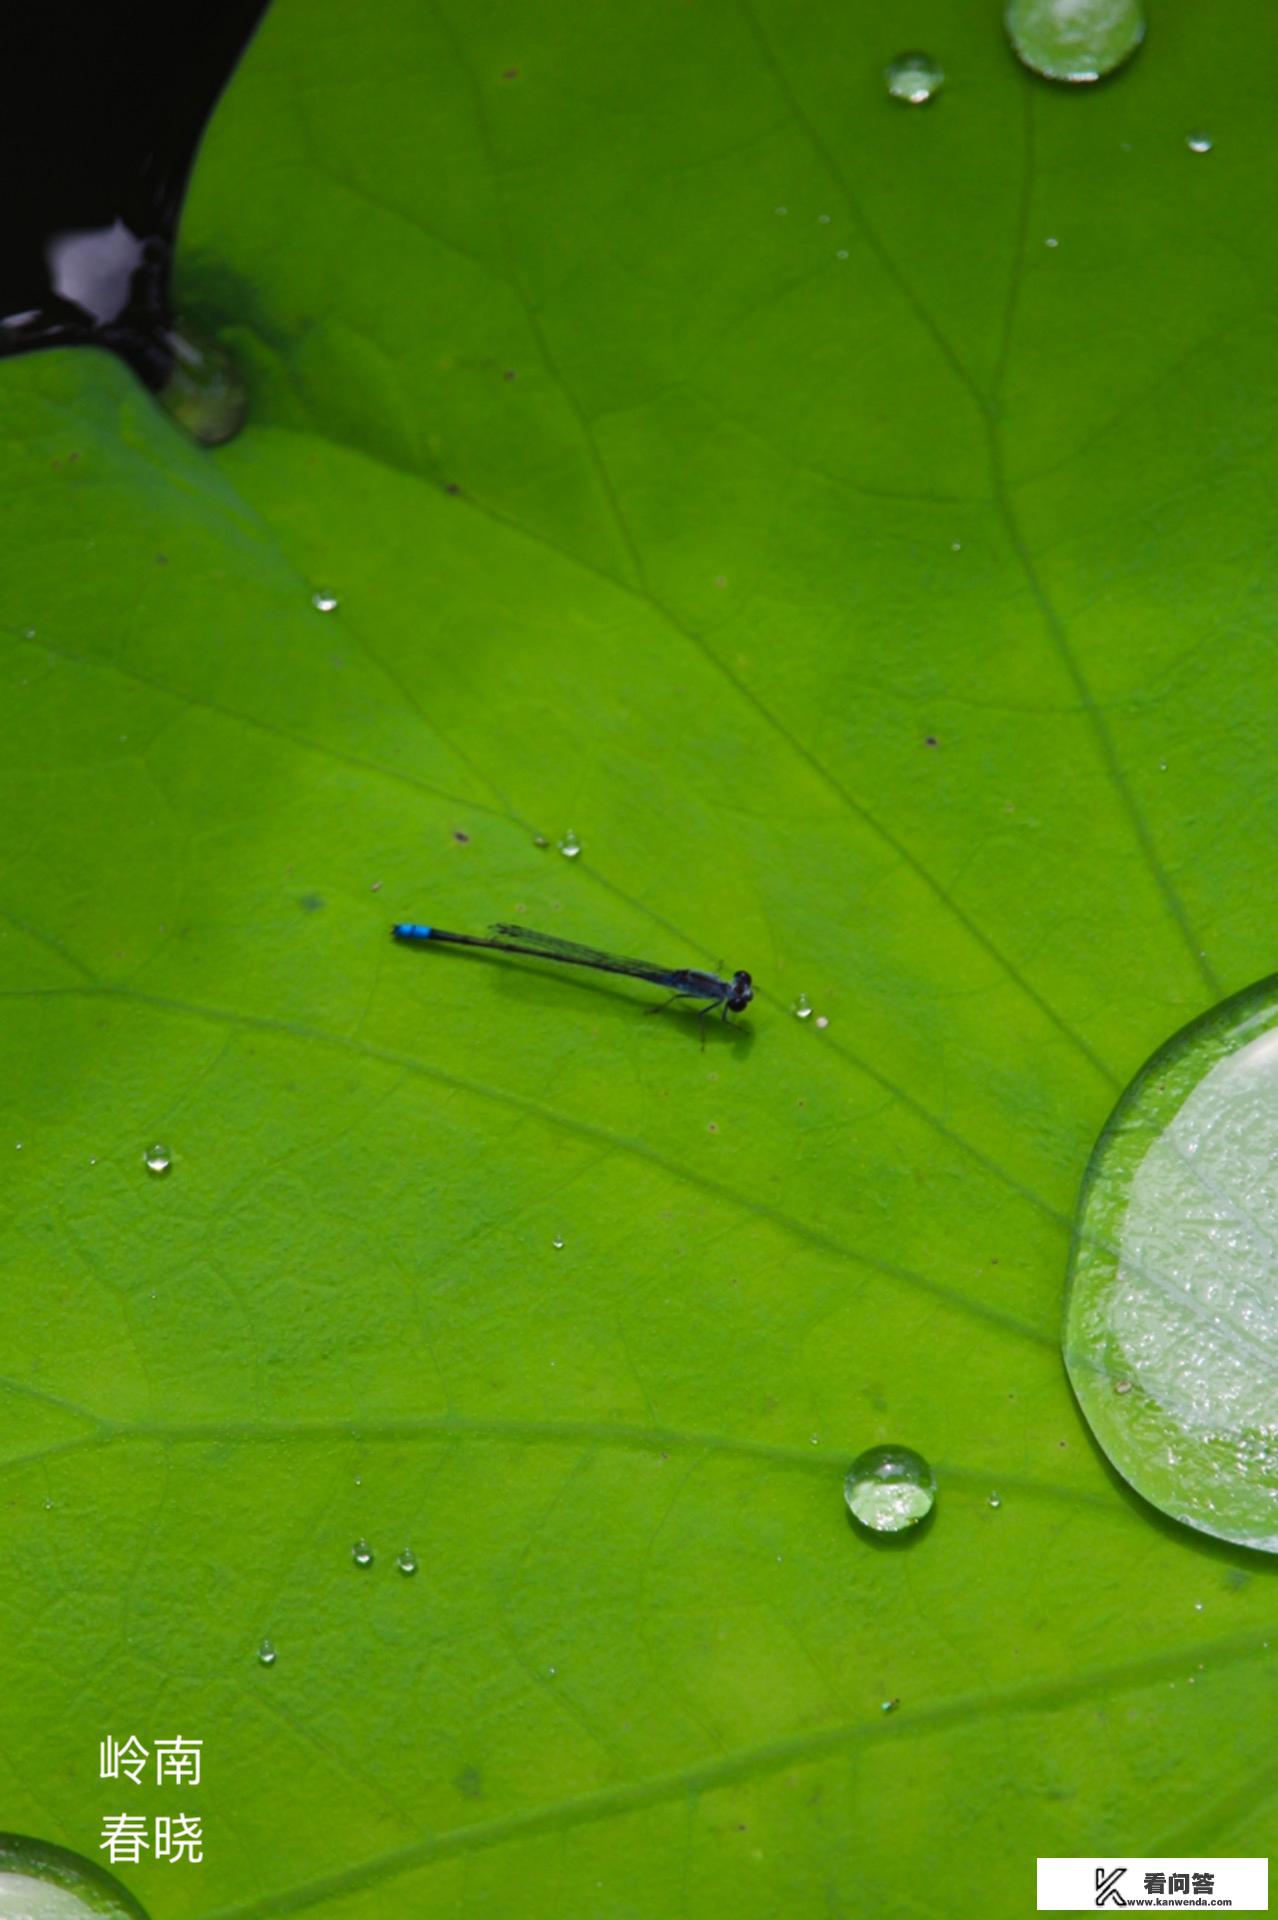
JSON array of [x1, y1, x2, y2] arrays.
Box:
[[391, 923, 433, 943]]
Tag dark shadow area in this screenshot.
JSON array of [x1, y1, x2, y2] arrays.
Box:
[[0, 0, 269, 388]]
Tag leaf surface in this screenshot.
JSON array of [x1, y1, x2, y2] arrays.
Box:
[[4, 3, 1277, 1913]]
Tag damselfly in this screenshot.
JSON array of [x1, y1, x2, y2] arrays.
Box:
[[391, 921, 754, 1035]]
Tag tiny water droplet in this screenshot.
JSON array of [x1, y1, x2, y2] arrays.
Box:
[[836, 249, 849, 259], [951, 540, 962, 551], [258, 1638, 277, 1666], [844, 1444, 936, 1533], [815, 1015, 830, 1030], [1006, 0, 1145, 84], [352, 1537, 374, 1567], [988, 1492, 1002, 1509], [552, 1234, 565, 1249], [775, 205, 788, 215], [311, 590, 339, 613], [880, 1697, 900, 1713], [885, 51, 944, 104], [793, 993, 813, 1019], [1044, 235, 1059, 248], [397, 1548, 418, 1575], [1193, 1600, 1204, 1611], [817, 213, 831, 224], [1186, 132, 1212, 154], [144, 1143, 171, 1175], [810, 1434, 820, 1446], [533, 832, 549, 848], [1114, 1377, 1133, 1394], [547, 1665, 556, 1676], [558, 829, 581, 859]]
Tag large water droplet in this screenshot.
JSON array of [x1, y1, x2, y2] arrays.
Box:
[[1186, 132, 1213, 154], [155, 320, 246, 446], [352, 1537, 374, 1567], [143, 1143, 171, 1176], [397, 1548, 418, 1576], [257, 1638, 277, 1666], [557, 829, 581, 859], [1005, 0, 1145, 83], [884, 51, 944, 105], [0, 1831, 152, 1917], [1065, 976, 1278, 1551], [844, 1444, 936, 1533], [792, 993, 813, 1020], [311, 590, 339, 614]]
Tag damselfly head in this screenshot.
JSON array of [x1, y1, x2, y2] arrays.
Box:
[[727, 970, 754, 1013]]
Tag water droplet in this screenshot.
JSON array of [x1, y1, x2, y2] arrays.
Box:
[[258, 1638, 277, 1666], [1193, 1600, 1204, 1611], [557, 829, 581, 859], [810, 1434, 820, 1446], [533, 832, 549, 848], [311, 590, 339, 613], [793, 993, 813, 1019], [352, 1537, 374, 1567], [844, 1444, 936, 1533], [552, 1234, 565, 1250], [817, 213, 831, 224], [547, 1665, 556, 1676], [1065, 974, 1278, 1551], [815, 1015, 830, 1030], [880, 1697, 900, 1713], [156, 319, 247, 445], [836, 249, 849, 260], [397, 1548, 418, 1575], [988, 1492, 1002, 1509], [0, 1832, 153, 1915], [1044, 235, 1059, 248], [1005, 0, 1145, 84], [884, 51, 944, 104], [775, 205, 788, 215], [144, 1143, 171, 1176], [1186, 132, 1213, 154]]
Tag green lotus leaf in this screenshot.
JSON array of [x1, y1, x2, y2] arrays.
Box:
[[3, 3, 1276, 1915]]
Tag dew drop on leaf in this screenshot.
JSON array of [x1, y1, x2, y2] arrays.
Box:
[[1065, 976, 1278, 1551], [844, 1444, 936, 1533], [884, 52, 944, 105], [0, 1831, 153, 1918], [792, 993, 812, 1019], [1005, 0, 1145, 84], [311, 590, 339, 613], [1186, 132, 1213, 153], [352, 1537, 374, 1567], [396, 1549, 417, 1576], [557, 828, 581, 858], [143, 1143, 171, 1175], [257, 1638, 277, 1666]]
